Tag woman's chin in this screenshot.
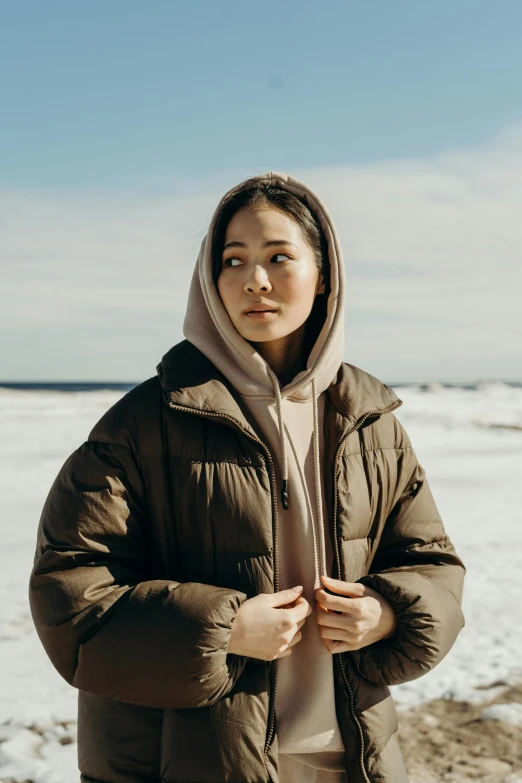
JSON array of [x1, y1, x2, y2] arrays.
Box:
[[236, 324, 288, 344]]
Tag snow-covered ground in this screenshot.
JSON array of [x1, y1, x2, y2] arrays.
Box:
[[0, 381, 521, 781]]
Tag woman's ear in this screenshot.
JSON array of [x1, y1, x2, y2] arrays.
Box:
[[316, 272, 326, 296]]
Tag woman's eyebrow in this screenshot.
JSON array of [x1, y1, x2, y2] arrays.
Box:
[[223, 239, 297, 250]]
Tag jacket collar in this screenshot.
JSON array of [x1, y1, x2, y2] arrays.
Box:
[[157, 340, 402, 437]]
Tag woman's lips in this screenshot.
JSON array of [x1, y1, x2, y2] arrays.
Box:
[[244, 309, 277, 319]]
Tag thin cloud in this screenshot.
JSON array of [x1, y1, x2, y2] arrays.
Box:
[[1, 121, 521, 380]]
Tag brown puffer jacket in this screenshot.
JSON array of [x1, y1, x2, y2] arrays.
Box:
[[29, 339, 466, 783]]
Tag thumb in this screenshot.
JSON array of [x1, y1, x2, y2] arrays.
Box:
[[321, 575, 366, 597], [270, 585, 303, 607]]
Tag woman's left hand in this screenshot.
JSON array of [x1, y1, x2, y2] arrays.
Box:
[[314, 574, 397, 653]]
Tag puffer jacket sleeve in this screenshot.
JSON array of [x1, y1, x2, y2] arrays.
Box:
[[29, 436, 249, 710], [348, 415, 466, 687]]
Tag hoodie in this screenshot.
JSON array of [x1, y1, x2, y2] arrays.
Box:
[[183, 171, 347, 772]]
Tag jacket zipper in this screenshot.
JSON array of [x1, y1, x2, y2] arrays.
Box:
[[167, 402, 280, 783], [330, 399, 402, 783]]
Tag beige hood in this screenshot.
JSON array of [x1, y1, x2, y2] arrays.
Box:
[[183, 171, 345, 402], [184, 171, 346, 580]]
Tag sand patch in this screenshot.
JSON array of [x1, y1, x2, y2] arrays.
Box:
[[399, 681, 522, 783]]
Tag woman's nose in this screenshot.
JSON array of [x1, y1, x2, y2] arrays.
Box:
[[244, 265, 272, 293]]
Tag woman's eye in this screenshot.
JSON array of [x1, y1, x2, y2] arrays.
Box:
[[223, 257, 242, 267], [223, 254, 290, 267]]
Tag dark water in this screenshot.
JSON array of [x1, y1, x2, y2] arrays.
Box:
[[0, 381, 521, 393], [0, 382, 138, 392]]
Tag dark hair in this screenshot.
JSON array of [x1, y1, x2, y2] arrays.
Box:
[[211, 183, 330, 295]]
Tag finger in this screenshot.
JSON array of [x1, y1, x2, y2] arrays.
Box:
[[283, 594, 309, 609], [315, 602, 361, 630], [287, 598, 312, 623], [315, 588, 362, 615], [321, 637, 365, 654], [302, 597, 313, 617], [288, 629, 303, 647], [320, 575, 368, 597], [270, 586, 303, 607], [318, 625, 362, 641]]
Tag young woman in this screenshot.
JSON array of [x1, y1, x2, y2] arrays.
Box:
[[29, 171, 466, 783]]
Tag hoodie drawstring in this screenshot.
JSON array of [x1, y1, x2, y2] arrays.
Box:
[[268, 367, 289, 510], [311, 377, 327, 588], [267, 368, 327, 590]]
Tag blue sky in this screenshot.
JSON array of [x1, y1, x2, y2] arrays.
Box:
[[1, 0, 521, 381]]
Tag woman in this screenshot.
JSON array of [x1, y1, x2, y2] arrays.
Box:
[[29, 171, 466, 783]]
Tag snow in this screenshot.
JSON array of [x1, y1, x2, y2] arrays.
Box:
[[390, 383, 522, 709], [0, 381, 521, 781], [480, 703, 522, 726]]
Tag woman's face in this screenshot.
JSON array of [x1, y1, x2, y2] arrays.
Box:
[[217, 206, 325, 345]]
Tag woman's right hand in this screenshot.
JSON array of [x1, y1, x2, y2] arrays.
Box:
[[227, 585, 312, 661]]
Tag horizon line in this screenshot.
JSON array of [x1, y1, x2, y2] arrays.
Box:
[[1, 378, 521, 390]]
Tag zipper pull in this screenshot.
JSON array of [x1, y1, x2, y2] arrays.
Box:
[[281, 479, 289, 510]]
